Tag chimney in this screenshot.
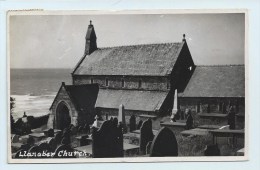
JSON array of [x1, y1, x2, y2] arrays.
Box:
[[84, 20, 97, 55]]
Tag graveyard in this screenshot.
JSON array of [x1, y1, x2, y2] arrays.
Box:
[[11, 101, 245, 158]]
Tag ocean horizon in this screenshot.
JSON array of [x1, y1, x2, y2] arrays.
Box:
[[10, 68, 72, 120]]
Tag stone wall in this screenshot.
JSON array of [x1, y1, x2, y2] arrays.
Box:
[[179, 97, 245, 114], [96, 107, 161, 129], [73, 75, 170, 91]]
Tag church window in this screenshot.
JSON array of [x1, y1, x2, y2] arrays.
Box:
[[105, 78, 109, 87], [121, 79, 125, 87], [138, 79, 142, 88], [90, 78, 94, 84]]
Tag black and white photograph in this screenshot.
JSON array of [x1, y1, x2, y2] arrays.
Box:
[[7, 11, 247, 163]]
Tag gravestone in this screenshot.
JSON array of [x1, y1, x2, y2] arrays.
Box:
[[12, 135, 20, 143], [38, 142, 50, 152], [47, 138, 57, 152], [129, 115, 136, 132], [92, 119, 123, 158], [20, 143, 31, 152], [137, 120, 143, 130], [77, 126, 83, 134], [139, 119, 154, 155], [47, 128, 54, 137], [54, 131, 63, 145], [61, 136, 71, 145], [70, 125, 77, 135], [185, 111, 193, 130], [27, 136, 35, 146], [79, 135, 89, 146], [62, 128, 71, 139], [83, 123, 90, 134], [28, 146, 41, 158], [38, 143, 51, 158], [118, 104, 126, 124], [150, 127, 178, 157], [204, 144, 220, 156], [227, 106, 236, 129]]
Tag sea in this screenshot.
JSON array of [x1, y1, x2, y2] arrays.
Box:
[[10, 69, 72, 120]]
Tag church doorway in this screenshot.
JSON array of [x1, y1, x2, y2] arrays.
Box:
[[56, 102, 71, 130]]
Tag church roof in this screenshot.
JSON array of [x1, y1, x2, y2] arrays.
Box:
[[73, 42, 184, 76], [179, 65, 245, 98], [50, 83, 99, 112], [95, 88, 168, 111]]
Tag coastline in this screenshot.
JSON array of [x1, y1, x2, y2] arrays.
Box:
[[11, 94, 56, 120]]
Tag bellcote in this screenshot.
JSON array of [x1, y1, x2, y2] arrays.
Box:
[[84, 20, 97, 55]]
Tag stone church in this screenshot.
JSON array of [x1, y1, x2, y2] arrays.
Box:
[[48, 21, 245, 130]]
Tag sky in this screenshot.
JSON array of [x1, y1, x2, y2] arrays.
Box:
[[9, 13, 245, 68]]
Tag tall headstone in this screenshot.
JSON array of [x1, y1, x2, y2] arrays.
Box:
[[150, 127, 178, 157], [129, 115, 136, 132], [118, 104, 126, 124], [92, 119, 123, 158], [170, 89, 178, 122], [140, 119, 154, 155]]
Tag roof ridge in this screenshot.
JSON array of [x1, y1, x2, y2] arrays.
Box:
[[97, 42, 182, 50], [197, 64, 244, 67]]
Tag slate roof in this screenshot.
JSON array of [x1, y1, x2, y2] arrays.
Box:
[[179, 65, 245, 98], [73, 42, 184, 76], [50, 84, 99, 113], [95, 89, 169, 111]]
